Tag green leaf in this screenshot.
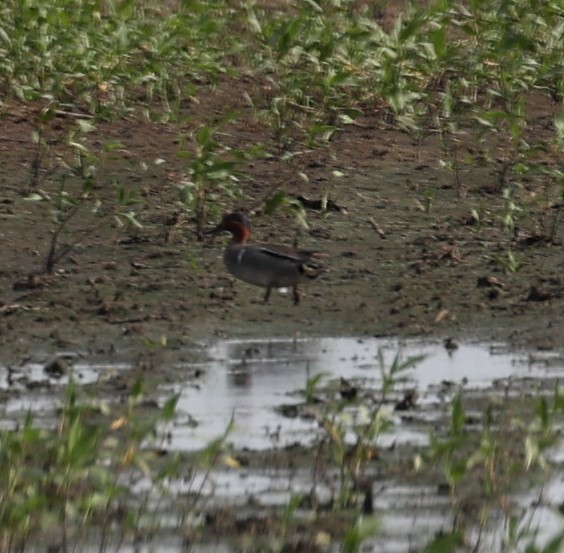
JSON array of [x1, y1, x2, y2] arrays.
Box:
[[448, 458, 468, 482], [555, 111, 564, 145], [524, 435, 540, 470], [553, 385, 564, 411], [198, 414, 234, 468], [121, 211, 143, 228], [342, 517, 380, 553], [103, 141, 125, 152], [451, 393, 465, 436], [77, 119, 95, 134], [304, 371, 329, 403], [161, 394, 180, 422], [429, 26, 447, 59], [422, 532, 461, 553], [538, 533, 564, 553], [131, 377, 144, 400], [24, 193, 47, 201], [0, 26, 11, 45], [390, 353, 425, 375], [196, 125, 213, 147], [535, 396, 549, 429], [68, 141, 90, 154], [301, 0, 323, 13], [264, 190, 288, 215], [179, 182, 195, 204], [246, 6, 262, 34]]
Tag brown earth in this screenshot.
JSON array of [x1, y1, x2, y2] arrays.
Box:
[[1, 84, 563, 369]]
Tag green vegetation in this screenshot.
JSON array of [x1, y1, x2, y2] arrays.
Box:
[[178, 121, 261, 239], [0, 379, 174, 550], [309, 351, 423, 509], [0, 355, 562, 551], [1, 0, 562, 238], [0, 0, 230, 115], [23, 110, 143, 273], [307, 354, 564, 553], [425, 385, 564, 553], [0, 377, 233, 551]]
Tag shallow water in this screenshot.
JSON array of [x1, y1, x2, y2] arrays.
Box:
[[164, 337, 564, 451], [3, 337, 561, 441], [2, 337, 563, 553], [0, 360, 128, 427], [155, 337, 563, 552]]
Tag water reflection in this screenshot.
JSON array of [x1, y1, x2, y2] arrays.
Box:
[[168, 337, 564, 452]]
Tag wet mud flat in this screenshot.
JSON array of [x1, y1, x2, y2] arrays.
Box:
[[2, 337, 563, 552]]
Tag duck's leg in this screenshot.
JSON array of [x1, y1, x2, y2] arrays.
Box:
[[263, 287, 272, 304], [292, 286, 301, 305]]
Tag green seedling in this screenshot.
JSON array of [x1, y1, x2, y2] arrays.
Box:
[[303, 371, 330, 404], [342, 516, 380, 553], [264, 189, 309, 229], [309, 350, 423, 509], [178, 122, 243, 239], [0, 378, 182, 551], [490, 248, 525, 273]]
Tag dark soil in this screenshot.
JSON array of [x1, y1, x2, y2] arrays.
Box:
[[1, 88, 563, 367]]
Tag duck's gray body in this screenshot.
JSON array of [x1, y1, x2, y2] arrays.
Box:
[[210, 212, 326, 304], [224, 241, 323, 289]]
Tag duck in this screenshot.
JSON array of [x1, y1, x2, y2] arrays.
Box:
[[208, 212, 327, 304]]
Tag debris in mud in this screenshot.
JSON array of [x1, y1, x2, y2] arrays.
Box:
[[514, 230, 550, 246], [44, 357, 71, 377], [209, 287, 237, 301], [368, 217, 387, 238], [280, 536, 328, 553], [526, 285, 555, 302], [434, 308, 450, 324], [294, 194, 347, 213], [362, 485, 374, 514], [339, 377, 358, 400], [477, 275, 505, 289], [0, 302, 26, 315], [443, 337, 459, 353], [437, 482, 451, 495], [434, 244, 462, 264], [394, 389, 418, 411], [12, 273, 44, 291], [276, 403, 318, 419]]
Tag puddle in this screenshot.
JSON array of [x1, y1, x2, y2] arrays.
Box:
[[512, 473, 564, 545], [0, 359, 130, 426], [0, 359, 130, 390], [1, 337, 563, 553], [165, 337, 564, 451], [133, 466, 334, 509], [3, 338, 562, 446]]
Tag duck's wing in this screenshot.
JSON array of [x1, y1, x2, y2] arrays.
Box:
[[254, 244, 328, 280], [255, 243, 326, 264]]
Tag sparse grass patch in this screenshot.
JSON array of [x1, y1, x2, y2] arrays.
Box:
[[425, 384, 564, 552], [0, 375, 237, 552], [0, 378, 181, 551]]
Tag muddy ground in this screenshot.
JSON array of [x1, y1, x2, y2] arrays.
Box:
[[1, 88, 563, 363], [0, 75, 563, 550]]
